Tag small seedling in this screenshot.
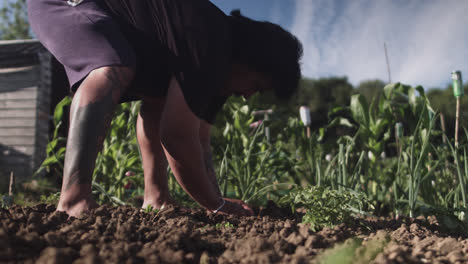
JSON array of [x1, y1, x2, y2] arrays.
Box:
[[143, 205, 159, 214], [40, 192, 61, 205], [215, 222, 235, 229]]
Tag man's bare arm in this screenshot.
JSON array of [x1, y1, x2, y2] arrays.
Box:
[[199, 121, 222, 197], [199, 119, 254, 216], [159, 78, 223, 210]]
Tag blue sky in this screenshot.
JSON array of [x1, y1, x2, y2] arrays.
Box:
[[210, 0, 468, 90]]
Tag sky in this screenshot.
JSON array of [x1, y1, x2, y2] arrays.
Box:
[[210, 0, 468, 90]]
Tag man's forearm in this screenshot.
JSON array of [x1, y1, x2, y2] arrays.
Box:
[[202, 145, 222, 197], [162, 136, 223, 210]]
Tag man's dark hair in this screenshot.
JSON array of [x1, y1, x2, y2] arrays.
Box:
[[229, 9, 303, 100]]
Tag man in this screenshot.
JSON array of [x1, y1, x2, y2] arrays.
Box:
[[27, 0, 303, 217]]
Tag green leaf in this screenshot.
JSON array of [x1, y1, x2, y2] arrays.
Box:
[[350, 94, 370, 127], [53, 96, 72, 126], [408, 87, 417, 112], [40, 156, 60, 167], [383, 82, 400, 99]]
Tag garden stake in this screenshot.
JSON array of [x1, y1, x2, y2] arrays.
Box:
[[1, 172, 15, 207], [452, 70, 463, 148], [440, 113, 447, 144], [299, 106, 311, 138], [9, 171, 15, 196]]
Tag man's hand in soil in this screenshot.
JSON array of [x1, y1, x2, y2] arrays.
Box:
[[216, 198, 254, 216]]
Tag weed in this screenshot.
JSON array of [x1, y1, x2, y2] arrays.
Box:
[[142, 204, 159, 214], [280, 186, 371, 231], [39, 192, 60, 205], [215, 222, 235, 228]]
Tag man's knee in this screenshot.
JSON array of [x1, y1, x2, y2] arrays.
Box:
[[91, 65, 135, 91]]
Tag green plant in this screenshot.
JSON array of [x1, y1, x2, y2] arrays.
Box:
[[38, 98, 143, 205], [439, 128, 468, 220], [349, 93, 392, 163], [279, 186, 370, 231], [93, 101, 143, 203], [215, 97, 294, 205], [142, 204, 159, 214], [281, 117, 326, 187], [341, 83, 434, 163], [36, 96, 72, 177], [397, 110, 440, 217], [215, 222, 235, 228], [40, 192, 60, 205]]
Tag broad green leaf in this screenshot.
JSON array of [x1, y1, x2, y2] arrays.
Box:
[[415, 85, 425, 97], [383, 82, 400, 99], [40, 156, 59, 167], [338, 118, 354, 128], [350, 94, 370, 127]]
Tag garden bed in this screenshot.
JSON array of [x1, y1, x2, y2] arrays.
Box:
[[1, 202, 467, 263]]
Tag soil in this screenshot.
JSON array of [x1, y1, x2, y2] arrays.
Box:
[[1, 202, 468, 264]]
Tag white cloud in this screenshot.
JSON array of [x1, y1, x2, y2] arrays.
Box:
[[292, 0, 468, 89]]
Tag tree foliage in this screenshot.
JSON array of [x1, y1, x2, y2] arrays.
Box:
[[0, 0, 31, 40], [356, 79, 386, 106], [288, 77, 354, 129]]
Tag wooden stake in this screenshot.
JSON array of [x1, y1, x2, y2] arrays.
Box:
[[384, 42, 392, 83], [306, 126, 310, 138], [440, 113, 447, 143], [9, 171, 15, 196]]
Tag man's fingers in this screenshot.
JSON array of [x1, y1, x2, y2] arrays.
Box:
[[242, 204, 254, 216], [223, 198, 254, 216]]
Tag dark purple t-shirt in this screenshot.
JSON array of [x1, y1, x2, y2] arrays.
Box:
[[100, 0, 231, 123]]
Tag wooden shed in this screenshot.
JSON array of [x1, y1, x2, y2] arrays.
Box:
[[0, 39, 54, 183]]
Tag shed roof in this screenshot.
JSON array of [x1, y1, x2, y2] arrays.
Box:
[[0, 39, 45, 69]]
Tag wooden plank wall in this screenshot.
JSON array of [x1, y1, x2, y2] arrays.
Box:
[[0, 65, 41, 180], [33, 52, 52, 175]]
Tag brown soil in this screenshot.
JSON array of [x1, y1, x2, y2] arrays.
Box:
[[1, 202, 467, 264]]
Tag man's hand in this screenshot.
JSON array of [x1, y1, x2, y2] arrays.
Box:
[[216, 198, 254, 216]]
